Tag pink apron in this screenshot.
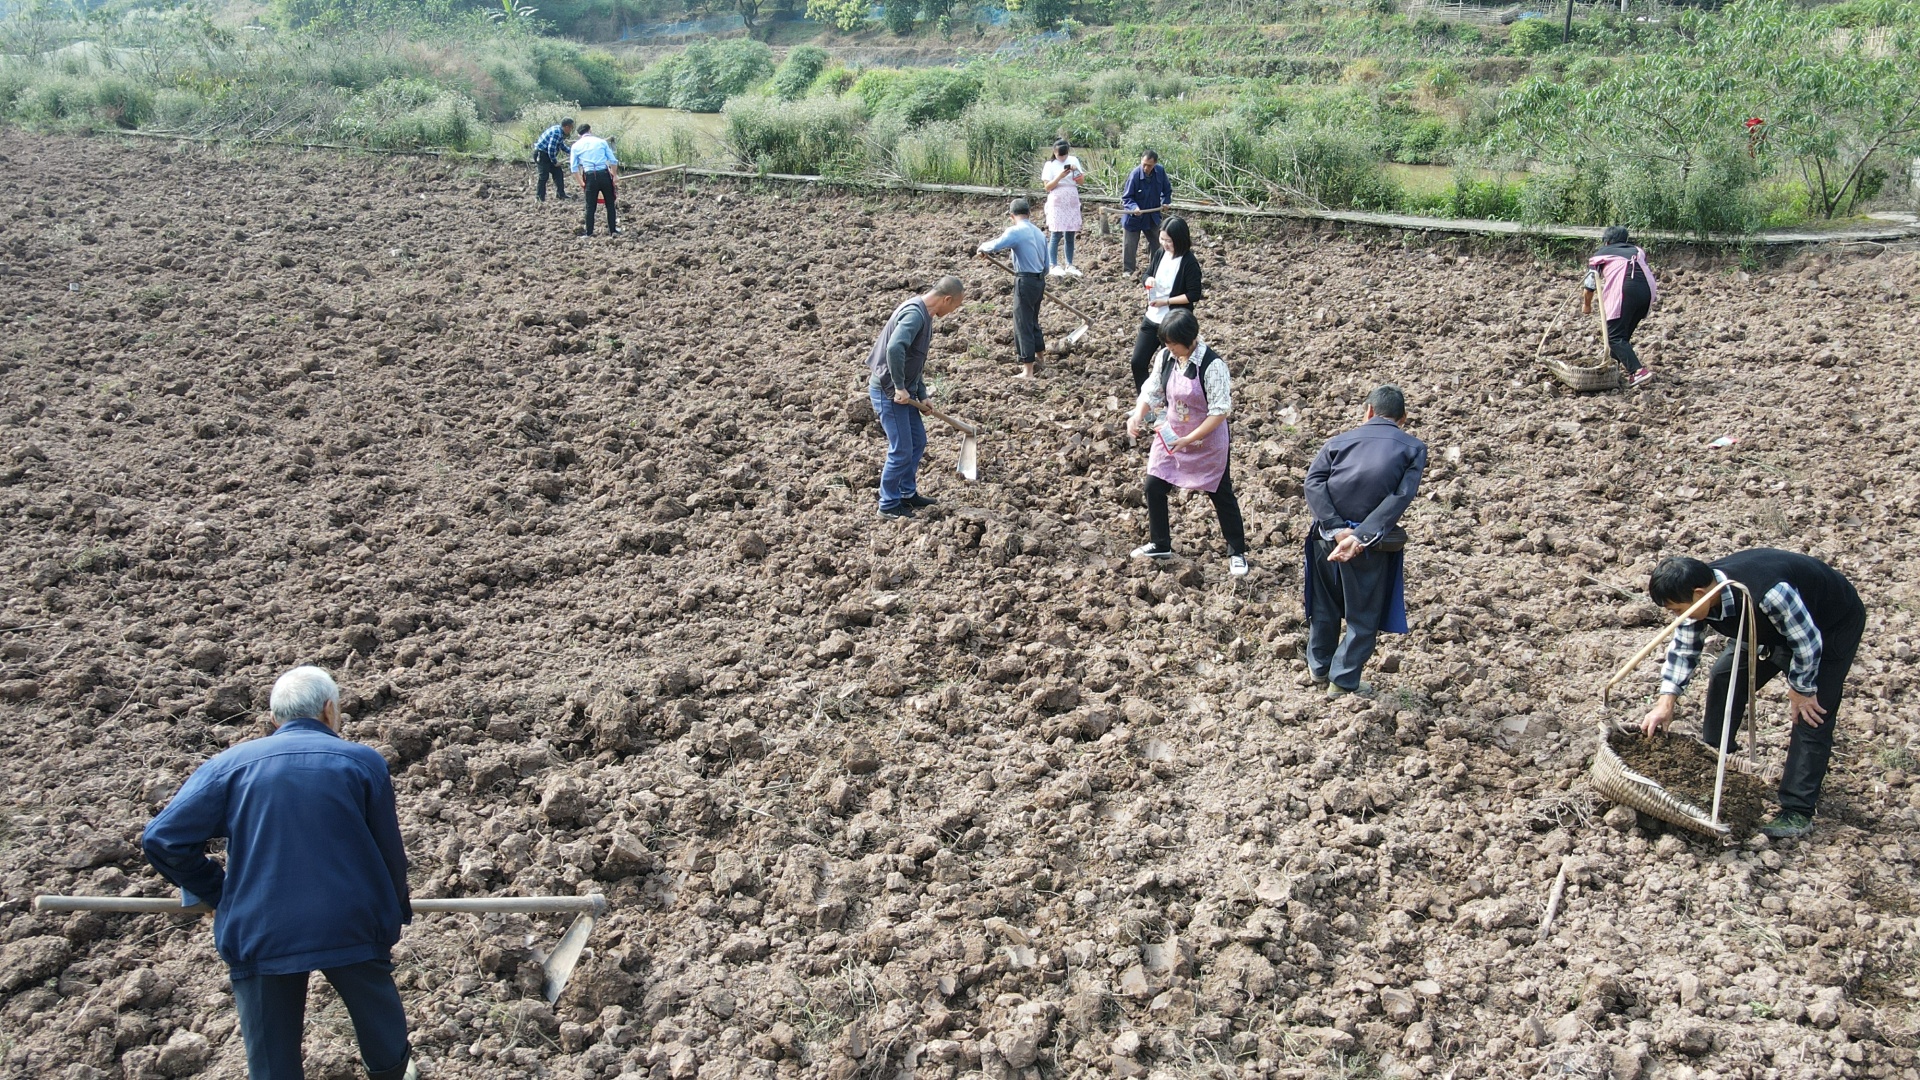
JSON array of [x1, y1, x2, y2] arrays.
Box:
[[1045, 183, 1082, 233], [1146, 355, 1229, 493]]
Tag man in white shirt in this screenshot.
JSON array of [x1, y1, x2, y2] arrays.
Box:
[[568, 123, 621, 238]]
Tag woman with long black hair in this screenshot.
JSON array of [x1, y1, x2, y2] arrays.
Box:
[[1127, 214, 1203, 393]]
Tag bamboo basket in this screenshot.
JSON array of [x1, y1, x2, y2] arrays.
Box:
[[1589, 723, 1782, 837], [1545, 356, 1622, 392]]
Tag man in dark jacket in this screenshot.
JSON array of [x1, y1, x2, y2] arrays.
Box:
[[1303, 385, 1426, 698], [868, 276, 967, 519], [1119, 150, 1172, 274], [144, 666, 414, 1080], [1641, 550, 1866, 838]]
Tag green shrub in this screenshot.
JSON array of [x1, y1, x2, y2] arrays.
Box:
[[1393, 115, 1448, 163], [890, 119, 970, 184], [1507, 18, 1560, 55], [724, 93, 868, 176], [858, 67, 980, 127], [1446, 167, 1523, 220], [531, 42, 629, 106], [771, 44, 830, 101], [332, 77, 486, 150], [635, 40, 773, 113], [961, 102, 1051, 187], [509, 98, 579, 149], [1263, 125, 1400, 210]]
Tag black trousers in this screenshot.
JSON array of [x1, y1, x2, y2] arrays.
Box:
[[1123, 225, 1159, 273], [1306, 532, 1396, 690], [1130, 317, 1168, 393], [1606, 273, 1652, 375], [582, 170, 617, 235], [1146, 462, 1246, 556], [535, 152, 566, 201], [1013, 272, 1045, 364], [1699, 600, 1864, 818]]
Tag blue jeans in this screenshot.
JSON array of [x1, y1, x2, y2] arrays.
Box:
[[870, 384, 926, 510], [1049, 230, 1076, 267], [232, 960, 411, 1080]]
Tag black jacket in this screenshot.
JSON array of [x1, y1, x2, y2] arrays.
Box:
[[1143, 248, 1203, 310]]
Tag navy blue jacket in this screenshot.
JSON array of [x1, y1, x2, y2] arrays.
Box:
[[1304, 416, 1427, 544], [143, 718, 410, 979], [1121, 165, 1172, 233]]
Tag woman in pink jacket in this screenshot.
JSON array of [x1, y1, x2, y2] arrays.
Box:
[[1583, 225, 1659, 387]]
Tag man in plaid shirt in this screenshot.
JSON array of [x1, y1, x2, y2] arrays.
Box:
[[1641, 550, 1865, 839], [533, 117, 574, 203]]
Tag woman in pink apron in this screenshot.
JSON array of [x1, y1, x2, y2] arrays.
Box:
[[1124, 310, 1250, 577], [1041, 140, 1085, 276]]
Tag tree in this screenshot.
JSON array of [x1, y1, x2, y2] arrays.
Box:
[[804, 0, 864, 32], [882, 0, 914, 35]]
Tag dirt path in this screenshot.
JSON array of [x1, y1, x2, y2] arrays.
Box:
[[0, 132, 1916, 1080]]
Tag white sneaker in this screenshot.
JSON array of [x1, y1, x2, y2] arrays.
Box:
[[1131, 544, 1174, 559], [1066, 265, 1084, 278], [1229, 554, 1249, 577], [1048, 265, 1067, 277]]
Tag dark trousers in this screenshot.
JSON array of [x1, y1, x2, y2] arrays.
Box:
[[1013, 272, 1045, 364], [535, 152, 566, 201], [582, 170, 617, 235], [1307, 532, 1395, 690], [1123, 225, 1159, 273], [1146, 463, 1247, 556], [1606, 274, 1652, 375], [1129, 317, 1162, 392], [232, 959, 410, 1080], [1698, 601, 1864, 817]]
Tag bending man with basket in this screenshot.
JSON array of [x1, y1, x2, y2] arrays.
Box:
[[1641, 550, 1866, 839], [1303, 385, 1426, 698]]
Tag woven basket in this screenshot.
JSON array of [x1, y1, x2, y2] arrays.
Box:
[[1545, 356, 1622, 392], [1589, 724, 1780, 837]]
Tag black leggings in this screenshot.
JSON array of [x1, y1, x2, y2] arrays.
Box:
[[1130, 317, 1162, 393], [1147, 462, 1247, 555], [1607, 273, 1652, 375]]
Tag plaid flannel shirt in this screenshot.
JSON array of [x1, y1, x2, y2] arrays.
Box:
[[1658, 571, 1824, 696], [533, 124, 569, 161]]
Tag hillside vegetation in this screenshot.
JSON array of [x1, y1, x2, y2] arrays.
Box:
[[1, 0, 1917, 233]]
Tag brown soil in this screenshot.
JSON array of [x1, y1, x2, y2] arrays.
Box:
[[1608, 730, 1775, 839], [2, 132, 1919, 1079]]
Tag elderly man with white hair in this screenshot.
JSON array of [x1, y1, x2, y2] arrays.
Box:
[[143, 666, 415, 1080]]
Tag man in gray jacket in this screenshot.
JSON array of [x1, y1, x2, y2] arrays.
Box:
[[1303, 385, 1427, 697], [868, 276, 966, 519]]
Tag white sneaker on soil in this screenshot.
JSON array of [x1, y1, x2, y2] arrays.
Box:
[[1065, 265, 1084, 278], [1131, 544, 1174, 559], [1229, 554, 1249, 577], [1048, 265, 1067, 277]]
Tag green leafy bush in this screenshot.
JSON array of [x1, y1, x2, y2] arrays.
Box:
[[771, 45, 830, 101], [725, 93, 869, 176], [1446, 168, 1523, 220], [857, 67, 981, 127], [961, 102, 1051, 187], [890, 120, 970, 184], [332, 77, 486, 150], [1507, 18, 1560, 55], [635, 40, 773, 113]]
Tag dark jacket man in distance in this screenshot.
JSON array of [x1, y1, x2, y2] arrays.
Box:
[[144, 666, 415, 1080], [1303, 385, 1427, 697], [1642, 550, 1865, 839]]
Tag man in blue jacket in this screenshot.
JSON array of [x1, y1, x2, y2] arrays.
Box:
[[1303, 386, 1427, 698], [144, 666, 414, 1080], [1119, 149, 1172, 274]]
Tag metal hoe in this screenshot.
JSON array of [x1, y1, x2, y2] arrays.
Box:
[[915, 400, 982, 481], [980, 255, 1091, 346], [35, 894, 609, 1004]]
